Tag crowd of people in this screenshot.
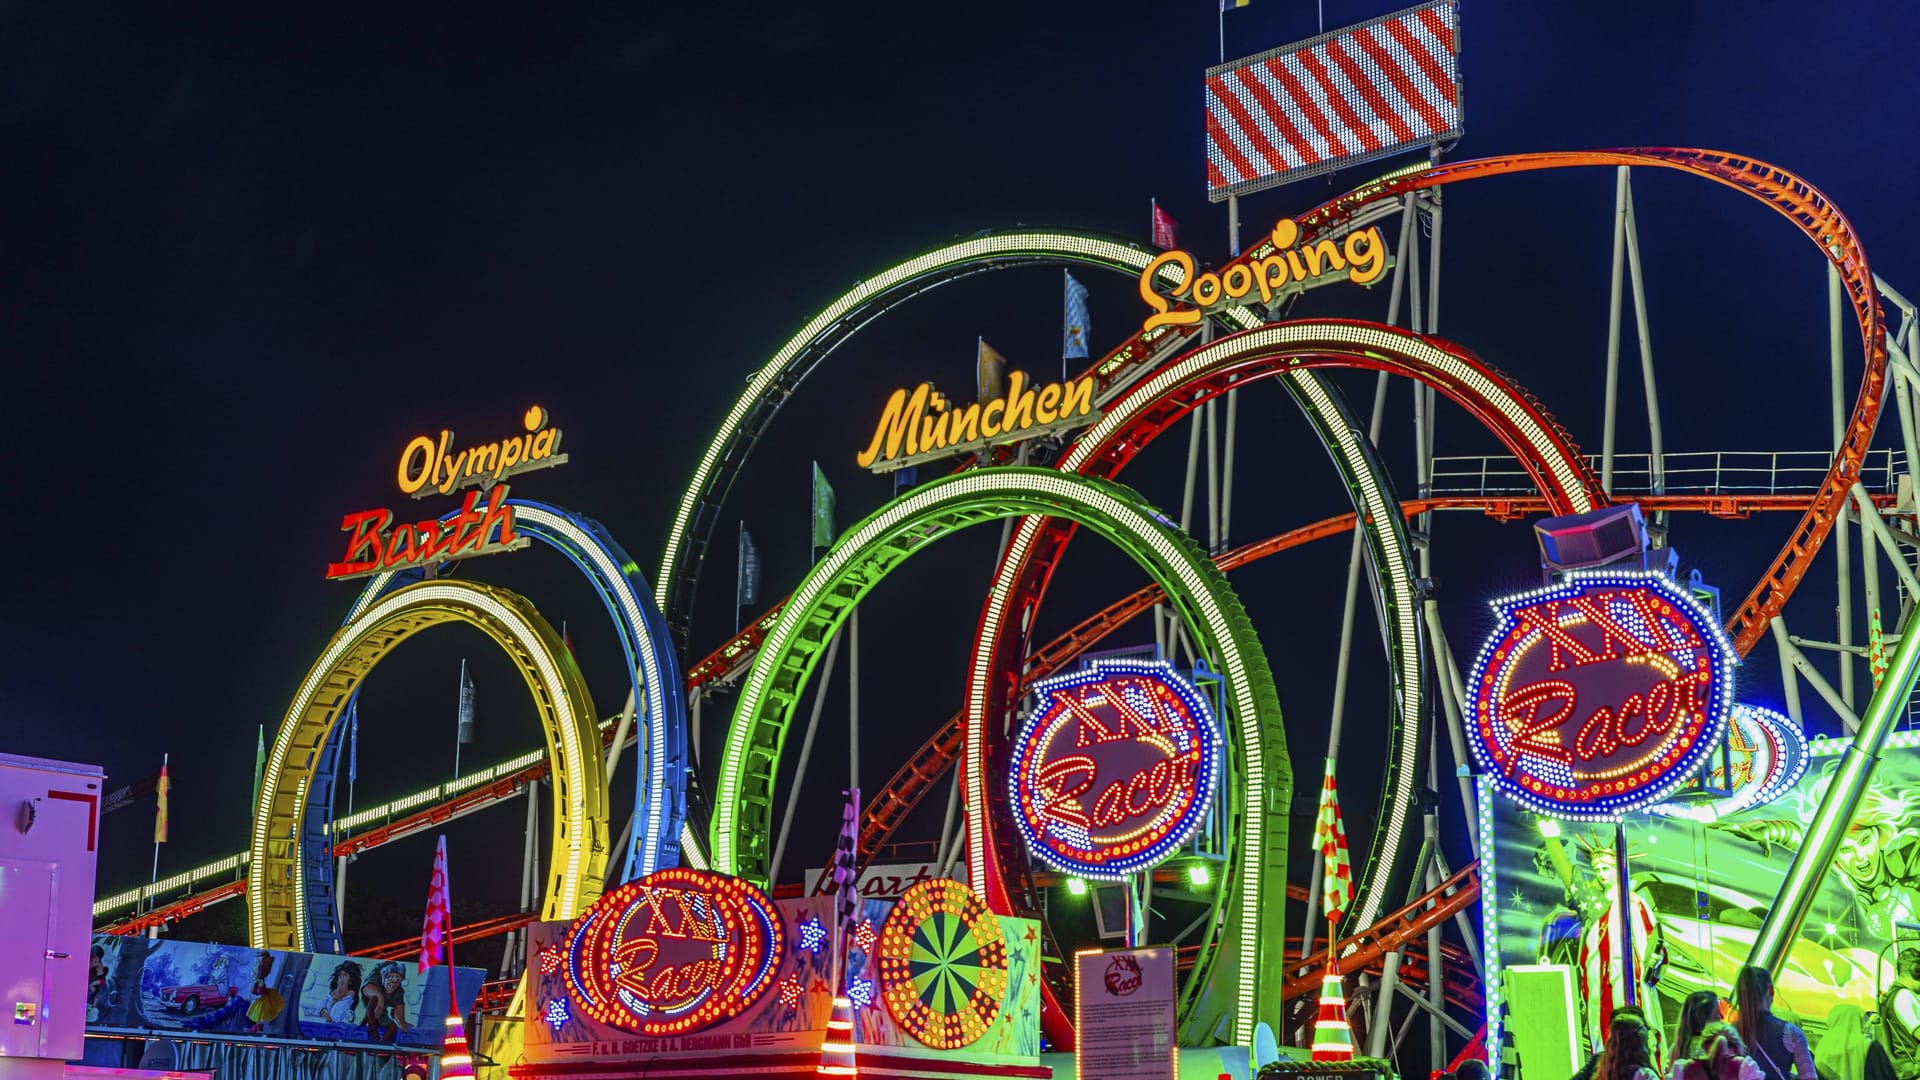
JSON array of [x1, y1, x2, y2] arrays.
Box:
[[1556, 964, 1920, 1080]]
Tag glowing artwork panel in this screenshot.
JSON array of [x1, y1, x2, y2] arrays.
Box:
[[563, 868, 782, 1036], [875, 879, 1008, 1050], [1466, 570, 1736, 819]]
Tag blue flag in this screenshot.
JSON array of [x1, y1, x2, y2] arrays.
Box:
[[1063, 271, 1091, 363]]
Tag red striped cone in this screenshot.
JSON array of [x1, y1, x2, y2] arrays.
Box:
[[818, 995, 858, 1077], [439, 1011, 475, 1078], [1311, 952, 1355, 1062]]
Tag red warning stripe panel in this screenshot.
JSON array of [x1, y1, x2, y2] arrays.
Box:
[[1205, 0, 1462, 200]]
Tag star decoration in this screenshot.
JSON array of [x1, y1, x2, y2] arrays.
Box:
[[1023, 926, 1038, 943], [797, 915, 827, 955], [537, 946, 563, 975], [847, 976, 874, 1010], [544, 998, 570, 1032], [852, 919, 877, 955], [778, 973, 804, 1009]]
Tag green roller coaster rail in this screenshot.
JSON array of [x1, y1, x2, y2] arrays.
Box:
[[710, 467, 1288, 1045]]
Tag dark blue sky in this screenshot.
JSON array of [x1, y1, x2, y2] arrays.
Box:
[[4, 1, 1917, 930]]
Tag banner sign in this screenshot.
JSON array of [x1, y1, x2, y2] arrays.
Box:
[[802, 860, 968, 901], [85, 935, 481, 1048], [857, 371, 1097, 473], [1074, 947, 1176, 1080], [1204, 0, 1462, 200]]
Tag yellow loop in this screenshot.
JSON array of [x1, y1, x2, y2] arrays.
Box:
[[249, 580, 607, 950]]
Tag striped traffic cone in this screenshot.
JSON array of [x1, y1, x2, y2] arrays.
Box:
[[439, 1011, 476, 1078], [1310, 950, 1355, 1062], [818, 995, 858, 1077]]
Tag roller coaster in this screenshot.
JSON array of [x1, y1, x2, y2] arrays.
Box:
[[93, 143, 1920, 1070]]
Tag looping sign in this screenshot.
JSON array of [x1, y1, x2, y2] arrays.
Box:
[[563, 868, 783, 1037], [1465, 570, 1737, 819], [1009, 658, 1222, 880]]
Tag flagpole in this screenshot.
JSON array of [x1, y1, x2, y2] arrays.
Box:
[[454, 659, 466, 781]]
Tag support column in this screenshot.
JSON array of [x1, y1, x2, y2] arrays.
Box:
[[1601, 167, 1630, 496], [1834, 263, 1856, 707]]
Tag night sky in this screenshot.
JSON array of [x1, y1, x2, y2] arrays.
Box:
[[5, 0, 1919, 964]]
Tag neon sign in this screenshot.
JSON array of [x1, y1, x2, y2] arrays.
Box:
[[1008, 658, 1222, 879], [562, 868, 782, 1036], [325, 483, 527, 580], [875, 878, 1007, 1050], [1465, 570, 1737, 819], [1138, 218, 1388, 334], [396, 405, 566, 498], [856, 370, 1097, 473], [1650, 704, 1808, 822]]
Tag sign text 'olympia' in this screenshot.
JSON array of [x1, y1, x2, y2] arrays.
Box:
[[397, 404, 566, 498]]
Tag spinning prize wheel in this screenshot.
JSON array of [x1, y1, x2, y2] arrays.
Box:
[[877, 879, 1009, 1050]]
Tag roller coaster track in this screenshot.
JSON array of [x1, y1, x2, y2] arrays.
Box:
[[1266, 148, 1888, 657], [857, 490, 1891, 860], [101, 485, 1893, 939]]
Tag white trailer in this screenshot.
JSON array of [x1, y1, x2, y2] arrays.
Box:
[[0, 753, 103, 1080]]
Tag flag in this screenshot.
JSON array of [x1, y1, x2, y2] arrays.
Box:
[[456, 660, 475, 745], [419, 835, 452, 974], [1220, 0, 1250, 9], [348, 703, 360, 785], [892, 466, 919, 498], [1063, 272, 1091, 363], [1310, 950, 1355, 1062], [562, 622, 574, 658], [153, 757, 171, 844], [737, 522, 761, 609], [976, 339, 1007, 403], [811, 462, 837, 559], [1151, 199, 1178, 251], [832, 788, 861, 957], [1313, 761, 1352, 928], [251, 725, 266, 813]]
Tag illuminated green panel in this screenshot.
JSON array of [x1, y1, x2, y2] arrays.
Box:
[[709, 467, 1288, 1045]]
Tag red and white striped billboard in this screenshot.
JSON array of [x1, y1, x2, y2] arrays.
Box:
[[1205, 0, 1461, 201]]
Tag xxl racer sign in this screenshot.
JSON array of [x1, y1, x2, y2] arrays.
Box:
[[1465, 570, 1737, 819], [1009, 658, 1222, 880]]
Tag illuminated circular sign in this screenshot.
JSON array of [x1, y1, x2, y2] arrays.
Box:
[[1466, 570, 1737, 819], [1008, 658, 1222, 879], [562, 868, 782, 1036], [1649, 704, 1808, 822], [875, 878, 1008, 1049]]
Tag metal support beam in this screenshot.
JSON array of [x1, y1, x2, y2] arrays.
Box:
[[770, 628, 844, 885], [1601, 167, 1630, 496], [1772, 616, 1862, 733], [1853, 483, 1920, 598], [1394, 981, 1477, 1041], [1302, 193, 1417, 964], [1834, 264, 1856, 707]]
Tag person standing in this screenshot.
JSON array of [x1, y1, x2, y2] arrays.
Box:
[[1596, 1014, 1663, 1080], [1732, 966, 1815, 1080], [1673, 991, 1725, 1068]]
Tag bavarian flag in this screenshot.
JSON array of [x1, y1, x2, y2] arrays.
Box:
[[1313, 759, 1352, 927], [1063, 272, 1091, 361]]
